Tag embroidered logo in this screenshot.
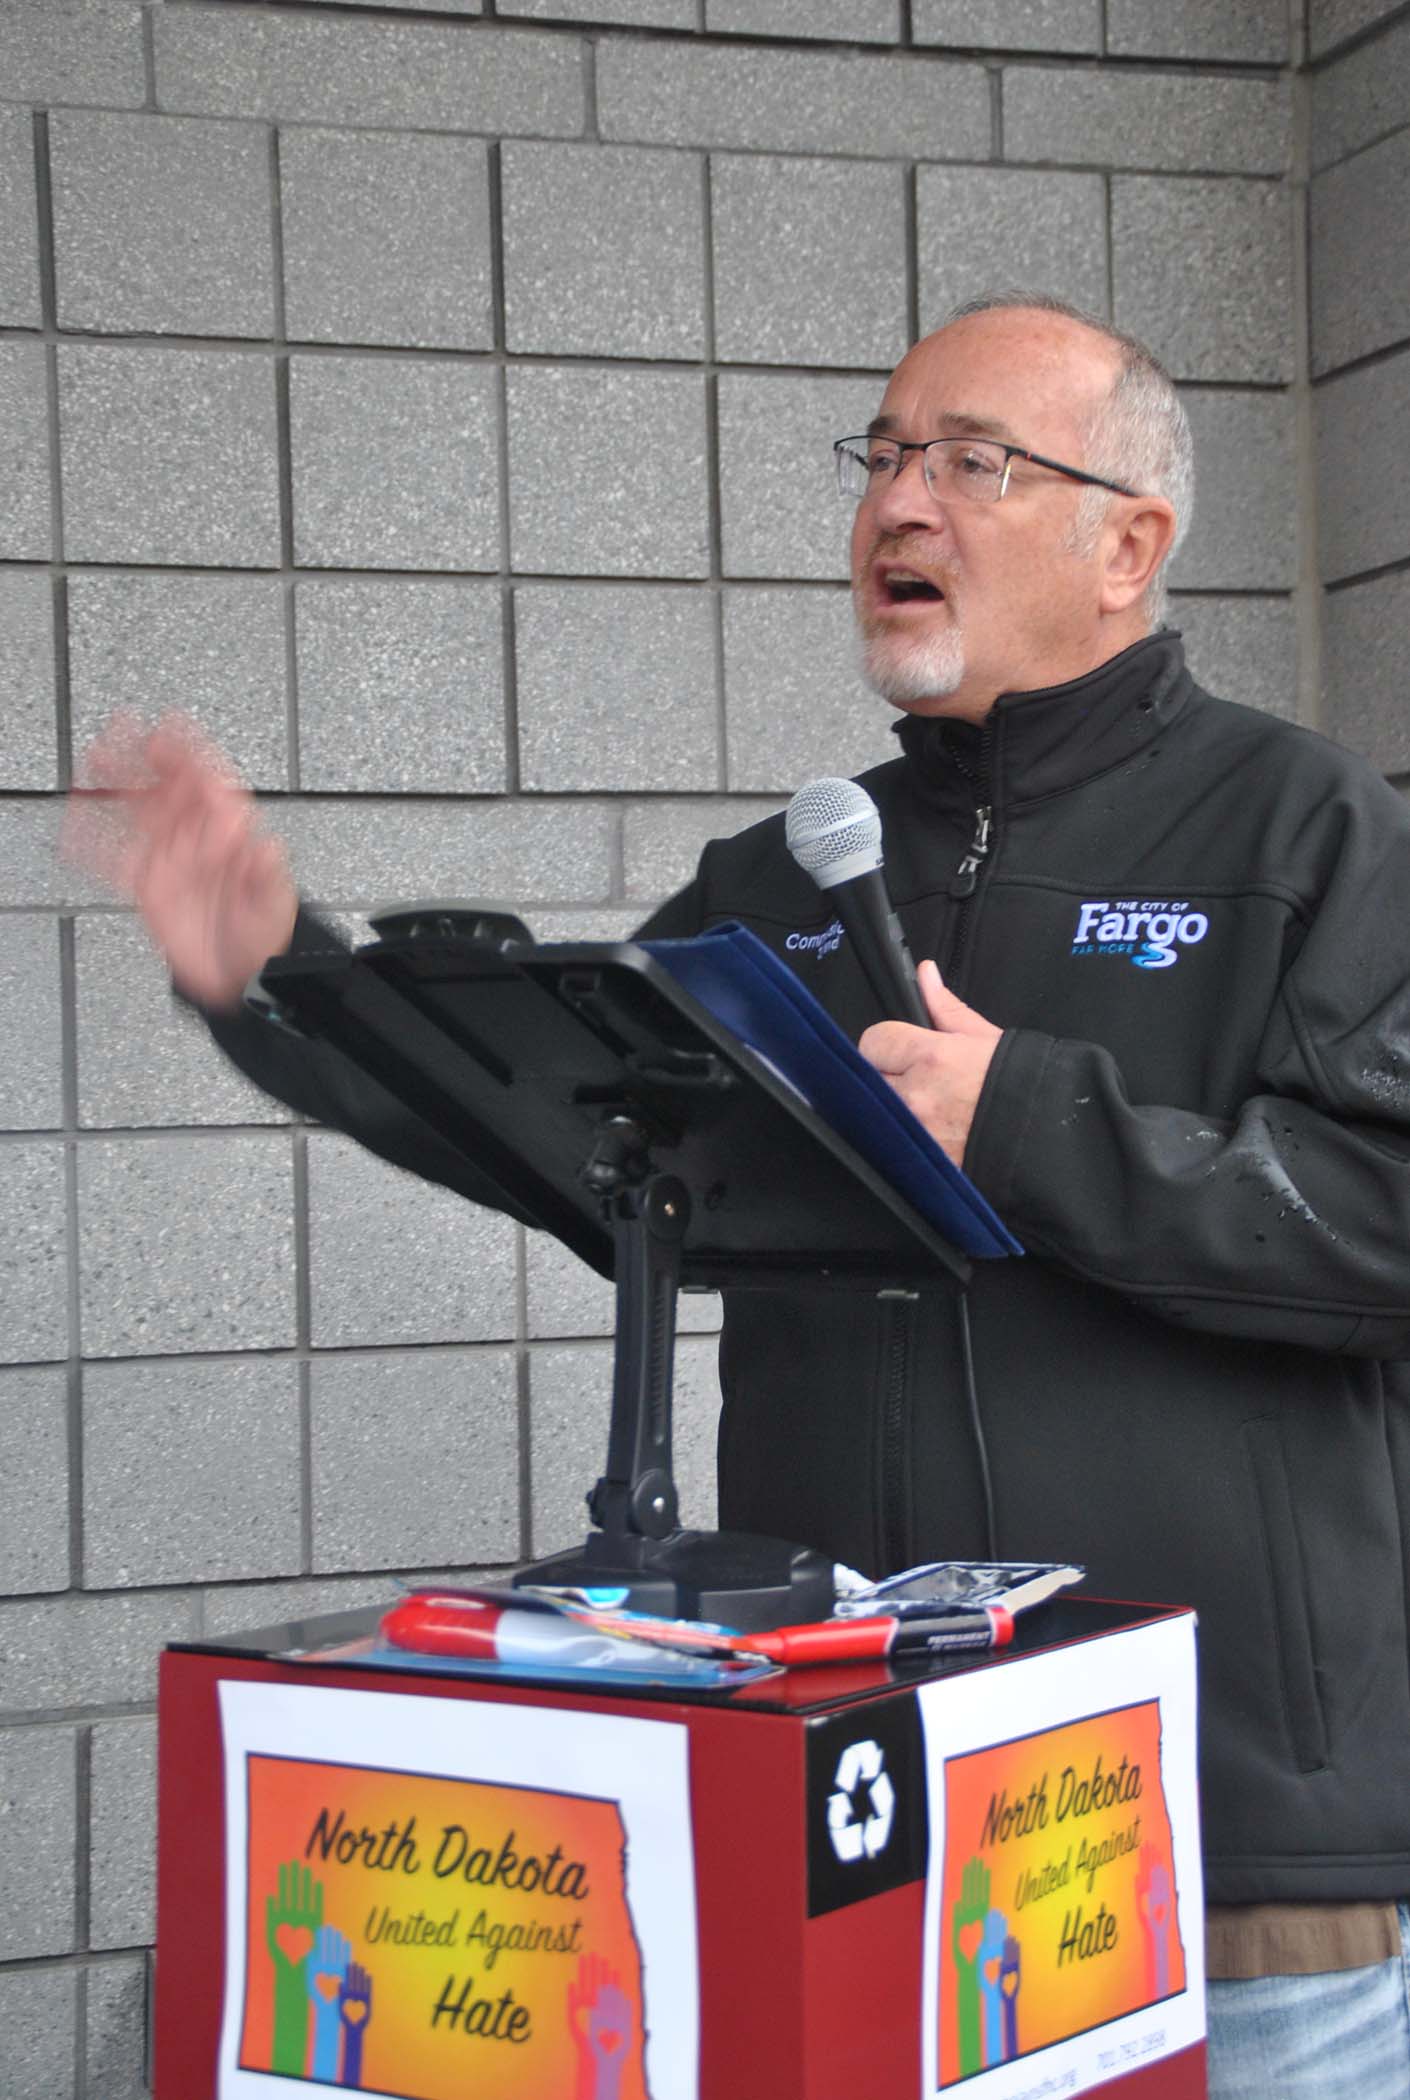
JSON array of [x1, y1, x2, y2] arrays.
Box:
[[1071, 900, 1209, 971], [785, 918, 844, 959]]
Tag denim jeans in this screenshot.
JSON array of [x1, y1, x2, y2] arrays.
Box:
[[1206, 1905, 1410, 2100]]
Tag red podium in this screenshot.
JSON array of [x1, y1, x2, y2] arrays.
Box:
[[154, 1594, 1205, 2100]]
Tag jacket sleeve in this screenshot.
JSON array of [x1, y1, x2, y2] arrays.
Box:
[[964, 777, 1410, 1358], [197, 883, 705, 1219]]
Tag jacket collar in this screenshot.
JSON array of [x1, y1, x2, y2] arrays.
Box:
[[894, 630, 1192, 811]]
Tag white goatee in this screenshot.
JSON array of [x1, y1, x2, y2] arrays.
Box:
[[859, 622, 966, 706]]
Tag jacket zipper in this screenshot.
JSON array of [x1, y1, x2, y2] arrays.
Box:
[[949, 805, 993, 899], [878, 1292, 916, 1571], [944, 722, 996, 983], [879, 723, 996, 1567], [937, 727, 998, 1560]]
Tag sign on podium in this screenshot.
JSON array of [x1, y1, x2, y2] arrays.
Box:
[[154, 1594, 1204, 2099]]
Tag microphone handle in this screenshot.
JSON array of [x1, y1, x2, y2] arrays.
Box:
[[832, 869, 932, 1028]]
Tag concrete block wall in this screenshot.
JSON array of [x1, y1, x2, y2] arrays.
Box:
[[0, 2, 1373, 2091], [1310, 0, 1410, 771]]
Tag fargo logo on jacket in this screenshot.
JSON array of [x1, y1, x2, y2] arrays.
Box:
[[1071, 901, 1210, 971]]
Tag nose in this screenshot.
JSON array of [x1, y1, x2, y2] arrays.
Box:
[[868, 446, 948, 537]]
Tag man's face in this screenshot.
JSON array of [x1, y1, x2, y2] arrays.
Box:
[[850, 310, 1125, 721]]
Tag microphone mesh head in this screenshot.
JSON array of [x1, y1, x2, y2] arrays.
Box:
[[785, 777, 883, 888]]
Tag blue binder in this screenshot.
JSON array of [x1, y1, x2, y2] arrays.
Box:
[[642, 922, 1021, 1261]]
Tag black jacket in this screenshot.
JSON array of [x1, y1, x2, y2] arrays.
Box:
[[206, 633, 1410, 1904]]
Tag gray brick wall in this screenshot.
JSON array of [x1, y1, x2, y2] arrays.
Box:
[[1309, 2, 1410, 768], [0, 4, 1378, 2090]]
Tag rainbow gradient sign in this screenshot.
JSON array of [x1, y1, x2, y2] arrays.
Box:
[[217, 1683, 698, 2100], [920, 1613, 1203, 2099]]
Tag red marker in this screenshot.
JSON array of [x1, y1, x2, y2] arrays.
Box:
[[736, 1606, 1014, 1666], [381, 1591, 645, 1669]]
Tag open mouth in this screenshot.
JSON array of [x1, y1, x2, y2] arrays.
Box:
[[880, 568, 945, 606]]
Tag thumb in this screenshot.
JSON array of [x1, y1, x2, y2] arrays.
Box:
[[917, 958, 992, 1036]]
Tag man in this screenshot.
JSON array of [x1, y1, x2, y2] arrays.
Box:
[[75, 295, 1410, 2097]]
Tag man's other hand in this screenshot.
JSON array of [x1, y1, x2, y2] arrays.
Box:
[[859, 958, 1001, 1167], [64, 713, 298, 1012]]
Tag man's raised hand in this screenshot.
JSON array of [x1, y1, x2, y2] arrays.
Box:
[[858, 958, 1001, 1168], [65, 714, 298, 1012]]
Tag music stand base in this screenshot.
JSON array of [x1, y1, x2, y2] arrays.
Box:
[[513, 1528, 836, 1632]]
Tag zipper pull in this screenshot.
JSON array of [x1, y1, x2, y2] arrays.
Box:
[[949, 805, 992, 899]]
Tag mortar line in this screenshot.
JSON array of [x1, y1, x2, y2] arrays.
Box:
[[488, 144, 522, 796], [57, 915, 85, 1607], [75, 1959, 89, 2100], [700, 154, 728, 794], [143, 1949, 156, 2097], [39, 68, 78, 1614], [1103, 169, 1114, 319], [583, 33, 600, 142], [268, 126, 302, 796], [293, 1128, 314, 1572], [32, 114, 66, 656], [1289, 1, 1322, 731], [158, 1, 1295, 69], [74, 1723, 93, 1957], [1323, 552, 1410, 591], [904, 161, 920, 341], [1308, 331, 1410, 386], [141, 1, 158, 110], [1302, 0, 1410, 67]]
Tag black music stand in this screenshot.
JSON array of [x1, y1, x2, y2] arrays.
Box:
[[253, 907, 972, 1629]]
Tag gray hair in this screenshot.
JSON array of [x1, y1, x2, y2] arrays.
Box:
[[943, 291, 1194, 627]]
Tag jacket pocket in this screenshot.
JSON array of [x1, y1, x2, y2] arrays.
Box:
[[1244, 1419, 1330, 1774]]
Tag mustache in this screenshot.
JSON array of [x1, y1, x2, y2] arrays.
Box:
[[856, 531, 958, 591]]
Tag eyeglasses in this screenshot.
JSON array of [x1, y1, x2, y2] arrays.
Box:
[[834, 434, 1136, 507]]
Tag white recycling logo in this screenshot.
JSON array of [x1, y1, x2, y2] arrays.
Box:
[[826, 1737, 896, 1863]]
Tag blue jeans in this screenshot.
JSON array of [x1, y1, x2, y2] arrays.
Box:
[[1207, 1905, 1410, 2100]]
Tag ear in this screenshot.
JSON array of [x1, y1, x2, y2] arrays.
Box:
[[1097, 496, 1177, 616]]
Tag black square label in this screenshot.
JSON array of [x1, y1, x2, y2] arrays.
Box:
[[805, 1691, 927, 1917]]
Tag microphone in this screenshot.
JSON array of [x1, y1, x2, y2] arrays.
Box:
[[785, 778, 931, 1029]]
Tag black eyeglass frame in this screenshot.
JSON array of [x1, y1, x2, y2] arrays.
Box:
[[833, 434, 1138, 504]]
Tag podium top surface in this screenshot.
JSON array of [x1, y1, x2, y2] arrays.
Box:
[[169, 1595, 1187, 1720]]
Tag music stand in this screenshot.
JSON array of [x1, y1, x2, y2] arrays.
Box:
[[254, 909, 974, 1628]]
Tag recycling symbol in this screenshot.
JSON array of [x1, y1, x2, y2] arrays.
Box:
[[826, 1737, 895, 1863]]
